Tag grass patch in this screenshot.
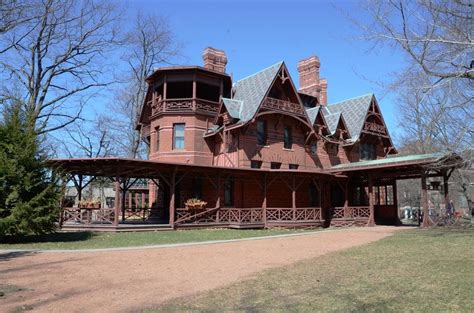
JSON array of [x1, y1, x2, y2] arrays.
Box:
[[0, 228, 315, 250], [150, 226, 474, 312]]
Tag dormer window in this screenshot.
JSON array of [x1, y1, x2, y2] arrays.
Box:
[[257, 120, 267, 145], [284, 126, 292, 149], [360, 142, 376, 160]]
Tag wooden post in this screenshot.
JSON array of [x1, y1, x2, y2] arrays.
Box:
[[367, 174, 375, 226], [443, 171, 449, 209], [113, 176, 120, 226], [121, 180, 127, 222], [77, 174, 83, 202], [192, 73, 197, 111], [262, 173, 267, 226], [344, 181, 349, 212], [421, 171, 432, 227], [393, 180, 400, 225], [292, 176, 296, 221], [169, 169, 176, 228]]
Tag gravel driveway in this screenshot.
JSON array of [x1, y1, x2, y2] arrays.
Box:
[[0, 226, 403, 313]]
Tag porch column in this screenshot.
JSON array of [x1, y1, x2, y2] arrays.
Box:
[[421, 171, 432, 227], [262, 173, 267, 226], [77, 174, 83, 202], [121, 180, 127, 222], [215, 174, 221, 209], [443, 171, 450, 209], [169, 170, 176, 228], [367, 174, 375, 226], [113, 176, 120, 226], [393, 180, 400, 225], [344, 181, 349, 210]]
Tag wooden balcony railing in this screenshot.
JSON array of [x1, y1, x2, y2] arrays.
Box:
[[151, 98, 219, 116], [331, 207, 370, 219], [262, 97, 306, 116]]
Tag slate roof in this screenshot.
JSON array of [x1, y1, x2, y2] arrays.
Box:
[[305, 106, 321, 125], [221, 98, 243, 119], [324, 112, 341, 135], [232, 61, 283, 122], [324, 94, 373, 141]]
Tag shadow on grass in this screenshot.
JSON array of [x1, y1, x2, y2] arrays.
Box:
[[0, 231, 96, 245]]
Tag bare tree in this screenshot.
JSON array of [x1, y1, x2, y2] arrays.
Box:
[[0, 0, 119, 134], [356, 0, 474, 220], [360, 0, 473, 83], [108, 13, 180, 158]]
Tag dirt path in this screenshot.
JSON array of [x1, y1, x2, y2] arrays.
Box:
[[0, 226, 404, 313]]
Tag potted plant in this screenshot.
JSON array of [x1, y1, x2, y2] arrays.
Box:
[[185, 198, 207, 211], [79, 198, 101, 209]]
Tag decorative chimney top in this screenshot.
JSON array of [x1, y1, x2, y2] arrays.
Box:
[[297, 55, 327, 105], [203, 47, 227, 73]]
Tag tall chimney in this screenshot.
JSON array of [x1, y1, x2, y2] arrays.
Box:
[[297, 55, 320, 97], [203, 47, 227, 73], [297, 55, 328, 106], [319, 79, 328, 106]]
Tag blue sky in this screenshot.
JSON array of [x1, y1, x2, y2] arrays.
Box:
[[123, 0, 406, 141]]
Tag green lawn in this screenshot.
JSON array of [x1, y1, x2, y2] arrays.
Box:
[[150, 226, 474, 312], [0, 228, 315, 250]]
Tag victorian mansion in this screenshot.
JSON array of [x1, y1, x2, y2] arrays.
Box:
[[53, 47, 459, 231]]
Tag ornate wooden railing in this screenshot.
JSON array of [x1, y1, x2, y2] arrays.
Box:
[[175, 207, 322, 226], [262, 97, 306, 116], [364, 122, 386, 134], [266, 207, 322, 222], [62, 207, 115, 225], [122, 207, 152, 221], [331, 207, 370, 219], [151, 98, 219, 116]]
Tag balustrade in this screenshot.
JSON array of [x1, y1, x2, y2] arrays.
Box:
[[262, 97, 305, 116], [331, 207, 370, 219], [62, 207, 115, 225], [151, 98, 219, 115]]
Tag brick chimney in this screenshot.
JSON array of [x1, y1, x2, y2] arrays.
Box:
[[319, 79, 328, 106], [297, 55, 328, 105], [203, 47, 227, 73]]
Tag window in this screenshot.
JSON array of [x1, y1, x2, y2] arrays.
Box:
[[173, 123, 185, 150], [289, 164, 299, 170], [192, 177, 203, 199], [270, 162, 281, 169], [257, 120, 267, 145], [360, 142, 376, 160], [251, 160, 262, 168], [155, 127, 160, 152], [310, 141, 317, 155], [309, 183, 320, 207], [284, 126, 292, 149], [224, 177, 234, 207]]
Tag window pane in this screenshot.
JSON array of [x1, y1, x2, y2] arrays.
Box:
[[174, 124, 185, 136], [311, 142, 317, 155], [284, 126, 292, 149], [257, 120, 266, 145], [173, 123, 185, 150]]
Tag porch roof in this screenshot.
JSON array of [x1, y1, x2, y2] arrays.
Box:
[[47, 157, 336, 179], [329, 152, 460, 173]]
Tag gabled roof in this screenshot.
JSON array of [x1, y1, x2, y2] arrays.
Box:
[[306, 106, 321, 125], [232, 61, 283, 123], [221, 98, 243, 119], [324, 112, 341, 135], [325, 94, 373, 141]]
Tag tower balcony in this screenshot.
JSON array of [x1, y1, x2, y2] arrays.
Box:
[[150, 98, 220, 117]]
